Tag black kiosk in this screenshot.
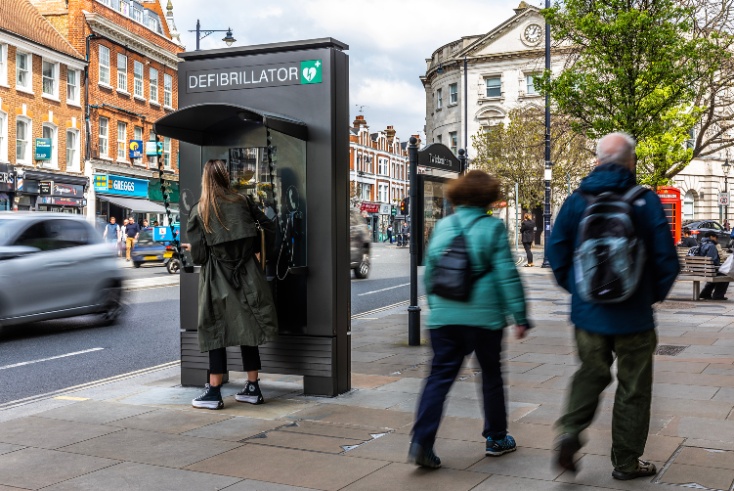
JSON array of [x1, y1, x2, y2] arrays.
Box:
[[154, 38, 350, 397]]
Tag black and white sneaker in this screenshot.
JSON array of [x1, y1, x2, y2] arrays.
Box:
[[235, 380, 264, 405], [192, 384, 224, 410]]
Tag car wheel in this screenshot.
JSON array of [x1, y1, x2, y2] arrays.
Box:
[[133, 261, 142, 268], [98, 285, 124, 326], [354, 252, 370, 279]]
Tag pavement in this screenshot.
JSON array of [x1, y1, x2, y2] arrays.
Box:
[[1, 267, 733, 491]]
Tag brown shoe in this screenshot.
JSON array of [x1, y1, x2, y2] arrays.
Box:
[[612, 460, 657, 480]]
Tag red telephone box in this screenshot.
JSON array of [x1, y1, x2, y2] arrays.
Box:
[[657, 186, 682, 244]]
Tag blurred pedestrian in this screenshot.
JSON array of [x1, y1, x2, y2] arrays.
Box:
[[520, 213, 535, 267], [124, 216, 140, 262], [183, 159, 277, 410], [119, 218, 129, 258], [103, 216, 120, 247], [142, 219, 149, 229], [386, 224, 393, 243], [547, 132, 679, 480], [679, 228, 698, 248], [409, 170, 530, 469]]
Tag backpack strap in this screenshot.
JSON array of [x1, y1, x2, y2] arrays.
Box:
[[621, 185, 647, 204]]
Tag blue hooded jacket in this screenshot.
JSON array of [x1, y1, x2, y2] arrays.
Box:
[[547, 163, 680, 335]]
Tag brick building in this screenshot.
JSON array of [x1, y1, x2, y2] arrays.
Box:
[[0, 0, 88, 212], [349, 115, 410, 238], [31, 0, 184, 223]]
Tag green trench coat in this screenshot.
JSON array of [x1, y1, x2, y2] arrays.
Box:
[[187, 199, 279, 352]]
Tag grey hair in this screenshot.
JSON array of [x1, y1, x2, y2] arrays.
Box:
[[596, 132, 636, 166]]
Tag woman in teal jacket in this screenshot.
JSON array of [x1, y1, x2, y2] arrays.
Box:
[[409, 170, 530, 469]]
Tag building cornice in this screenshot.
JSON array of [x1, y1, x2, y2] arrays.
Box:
[[0, 31, 87, 68], [84, 11, 180, 70]]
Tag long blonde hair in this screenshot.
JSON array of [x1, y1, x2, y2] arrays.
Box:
[[198, 159, 243, 233]]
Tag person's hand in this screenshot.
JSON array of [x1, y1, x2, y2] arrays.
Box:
[[180, 243, 191, 251], [514, 324, 530, 340]]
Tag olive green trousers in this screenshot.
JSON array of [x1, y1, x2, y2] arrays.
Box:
[[558, 328, 657, 472]]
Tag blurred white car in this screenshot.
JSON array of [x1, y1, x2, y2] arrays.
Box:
[[0, 213, 124, 332]]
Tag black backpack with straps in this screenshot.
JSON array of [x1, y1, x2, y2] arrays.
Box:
[[429, 214, 492, 302]]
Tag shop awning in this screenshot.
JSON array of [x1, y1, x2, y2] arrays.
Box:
[[98, 195, 167, 213], [153, 103, 308, 144]]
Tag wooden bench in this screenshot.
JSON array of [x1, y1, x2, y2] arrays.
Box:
[[678, 255, 730, 300]]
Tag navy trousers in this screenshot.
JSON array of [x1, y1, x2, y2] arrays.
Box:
[[412, 325, 507, 448]]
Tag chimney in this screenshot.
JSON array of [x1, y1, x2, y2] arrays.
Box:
[[385, 126, 396, 143], [353, 115, 367, 128]]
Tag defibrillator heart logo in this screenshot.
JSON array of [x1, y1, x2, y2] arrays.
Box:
[[303, 67, 317, 82]]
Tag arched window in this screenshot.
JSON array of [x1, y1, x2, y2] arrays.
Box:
[[683, 190, 696, 221]]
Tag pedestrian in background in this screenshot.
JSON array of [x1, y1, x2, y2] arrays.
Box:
[[520, 213, 535, 267], [698, 232, 729, 300], [103, 216, 120, 248], [409, 170, 530, 469], [119, 218, 129, 258], [547, 132, 679, 480], [124, 216, 140, 262], [183, 159, 278, 410], [386, 224, 393, 244], [679, 228, 698, 248], [142, 219, 149, 229]]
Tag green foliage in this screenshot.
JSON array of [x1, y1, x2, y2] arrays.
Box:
[[536, 0, 726, 183]]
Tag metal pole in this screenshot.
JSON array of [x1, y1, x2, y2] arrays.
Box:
[[408, 137, 421, 346], [541, 0, 553, 268], [459, 148, 466, 176], [515, 182, 519, 253], [463, 56, 468, 161], [196, 19, 201, 51]]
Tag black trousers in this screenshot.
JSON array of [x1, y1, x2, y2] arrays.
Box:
[[700, 273, 730, 299], [209, 346, 261, 374], [412, 326, 507, 447], [523, 242, 533, 264]]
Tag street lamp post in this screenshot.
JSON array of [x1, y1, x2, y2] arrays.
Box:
[[541, 0, 553, 268], [189, 19, 236, 51], [723, 153, 731, 225]]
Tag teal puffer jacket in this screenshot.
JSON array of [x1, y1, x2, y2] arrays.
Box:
[[424, 207, 528, 330]]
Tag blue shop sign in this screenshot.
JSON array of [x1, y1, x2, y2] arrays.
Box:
[[93, 174, 148, 198], [129, 140, 143, 159]]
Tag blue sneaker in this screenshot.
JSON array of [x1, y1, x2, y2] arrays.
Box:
[[408, 442, 441, 469], [485, 434, 517, 456]]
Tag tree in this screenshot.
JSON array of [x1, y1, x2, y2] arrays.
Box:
[[537, 0, 730, 185], [472, 106, 593, 210]]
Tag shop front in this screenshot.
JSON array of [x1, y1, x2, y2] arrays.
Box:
[[360, 201, 381, 242], [15, 170, 88, 213], [0, 164, 14, 211], [93, 173, 167, 225]]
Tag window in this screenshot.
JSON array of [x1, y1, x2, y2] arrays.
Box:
[[117, 53, 127, 91], [149, 68, 158, 103], [0, 111, 7, 162], [42, 124, 58, 168], [436, 88, 443, 110], [0, 44, 7, 86], [66, 129, 79, 171], [378, 158, 388, 176], [17, 220, 92, 250], [485, 77, 501, 98], [526, 73, 540, 95], [42, 60, 58, 97], [449, 131, 458, 154], [16, 118, 31, 164], [117, 121, 127, 160], [163, 73, 172, 107], [449, 83, 458, 104], [134, 61, 144, 98], [67, 69, 80, 103], [99, 46, 110, 85], [378, 184, 389, 203], [99, 117, 109, 158], [436, 134, 442, 144], [16, 52, 31, 91], [163, 137, 171, 168]]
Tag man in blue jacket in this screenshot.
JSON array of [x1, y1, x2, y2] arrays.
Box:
[[547, 132, 679, 480]]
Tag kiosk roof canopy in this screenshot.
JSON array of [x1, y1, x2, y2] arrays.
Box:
[[153, 103, 308, 144]]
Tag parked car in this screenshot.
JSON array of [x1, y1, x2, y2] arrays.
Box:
[[130, 227, 175, 268], [682, 220, 731, 248], [0, 213, 125, 332], [350, 209, 370, 279]]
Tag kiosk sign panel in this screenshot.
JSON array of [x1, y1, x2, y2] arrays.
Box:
[[187, 59, 323, 93], [417, 143, 462, 174]]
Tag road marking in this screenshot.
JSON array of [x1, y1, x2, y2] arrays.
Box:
[[0, 348, 104, 371], [358, 282, 411, 296], [55, 396, 88, 401]]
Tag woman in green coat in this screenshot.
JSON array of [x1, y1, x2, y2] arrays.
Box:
[[409, 170, 530, 468], [183, 159, 278, 410]]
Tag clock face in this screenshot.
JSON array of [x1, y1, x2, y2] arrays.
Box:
[[524, 24, 542, 44]]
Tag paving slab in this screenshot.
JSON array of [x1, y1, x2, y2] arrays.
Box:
[[555, 454, 664, 491], [660, 416, 734, 442], [0, 416, 120, 449], [108, 407, 232, 434], [0, 485, 32, 491], [0, 443, 23, 456], [221, 481, 316, 491], [42, 462, 241, 491], [181, 416, 286, 442], [279, 420, 381, 441], [468, 446, 569, 481], [0, 447, 118, 490], [674, 446, 734, 470], [34, 400, 157, 425], [186, 444, 387, 491], [339, 462, 489, 491], [60, 428, 242, 468], [247, 429, 364, 454], [472, 473, 609, 491], [658, 463, 734, 490]]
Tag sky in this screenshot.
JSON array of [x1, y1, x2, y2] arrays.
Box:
[[167, 0, 538, 142]]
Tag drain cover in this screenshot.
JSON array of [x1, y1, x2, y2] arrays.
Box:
[[655, 345, 687, 356]]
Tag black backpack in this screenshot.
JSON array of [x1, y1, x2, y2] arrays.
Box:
[[573, 185, 647, 304], [429, 214, 491, 302]]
